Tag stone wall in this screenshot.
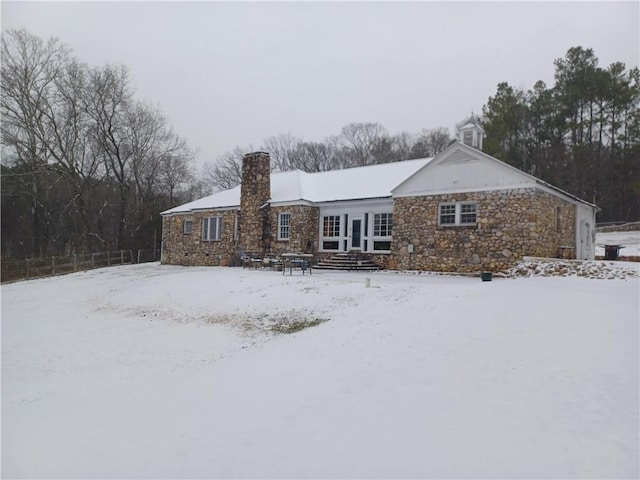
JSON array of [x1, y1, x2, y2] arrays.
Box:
[[239, 152, 271, 254], [391, 188, 576, 272], [269, 205, 320, 254], [161, 209, 239, 266], [161, 205, 320, 266]]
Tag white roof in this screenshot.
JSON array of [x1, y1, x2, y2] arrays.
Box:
[[162, 158, 432, 215]]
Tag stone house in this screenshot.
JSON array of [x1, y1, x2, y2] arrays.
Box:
[[161, 123, 598, 272]]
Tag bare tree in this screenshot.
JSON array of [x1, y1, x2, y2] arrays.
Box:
[[159, 146, 194, 204], [262, 133, 302, 172], [390, 131, 416, 160], [289, 141, 336, 172], [201, 146, 249, 193], [410, 127, 452, 158], [1, 29, 69, 255], [338, 122, 389, 167], [1, 29, 198, 257], [83, 63, 133, 250]]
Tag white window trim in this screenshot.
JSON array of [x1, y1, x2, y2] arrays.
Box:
[[183, 219, 193, 234], [438, 202, 477, 227], [278, 212, 291, 241], [371, 212, 393, 253], [202, 216, 223, 241], [373, 212, 393, 238], [319, 215, 342, 252], [321, 215, 342, 238]]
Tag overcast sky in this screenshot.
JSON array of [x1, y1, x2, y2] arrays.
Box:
[[2, 1, 638, 167]]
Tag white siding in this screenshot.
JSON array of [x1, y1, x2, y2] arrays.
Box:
[[393, 146, 534, 197]]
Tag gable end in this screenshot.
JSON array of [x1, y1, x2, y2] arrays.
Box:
[[436, 148, 478, 166]]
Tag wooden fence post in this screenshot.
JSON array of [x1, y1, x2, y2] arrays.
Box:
[[130, 249, 134, 264], [91, 253, 95, 268], [120, 250, 124, 265], [26, 259, 30, 279], [73, 254, 78, 271], [137, 249, 141, 264], [107, 251, 111, 266], [52, 256, 56, 275]]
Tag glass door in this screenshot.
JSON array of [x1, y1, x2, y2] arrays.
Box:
[[349, 216, 363, 250]]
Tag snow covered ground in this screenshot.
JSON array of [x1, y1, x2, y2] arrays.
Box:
[[2, 260, 639, 478], [596, 230, 640, 257]]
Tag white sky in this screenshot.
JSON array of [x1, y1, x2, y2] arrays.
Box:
[[2, 1, 638, 167]]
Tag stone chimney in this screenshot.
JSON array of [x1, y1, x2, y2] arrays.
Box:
[[459, 119, 485, 150], [239, 152, 271, 253]]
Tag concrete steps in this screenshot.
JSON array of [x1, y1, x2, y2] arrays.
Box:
[[315, 253, 381, 271]]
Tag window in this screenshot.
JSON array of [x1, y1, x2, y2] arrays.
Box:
[[439, 202, 477, 226], [439, 204, 456, 225], [183, 219, 193, 234], [460, 203, 477, 224], [373, 213, 393, 237], [322, 241, 340, 250], [554, 206, 561, 232], [373, 241, 391, 251], [202, 216, 222, 241], [323, 215, 341, 237], [278, 213, 290, 240]]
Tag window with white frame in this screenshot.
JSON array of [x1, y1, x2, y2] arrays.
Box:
[[278, 213, 291, 240], [183, 219, 193, 234], [373, 213, 393, 237], [323, 215, 340, 237], [321, 215, 341, 250], [202, 216, 223, 241], [372, 212, 393, 251], [439, 202, 477, 226]]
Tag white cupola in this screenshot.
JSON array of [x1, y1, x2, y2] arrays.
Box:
[[458, 118, 485, 150]]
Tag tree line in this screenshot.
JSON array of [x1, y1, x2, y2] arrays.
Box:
[[482, 46, 639, 223], [200, 125, 453, 192], [1, 29, 194, 259], [2, 31, 637, 261]]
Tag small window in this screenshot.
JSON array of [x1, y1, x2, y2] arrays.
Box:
[[373, 240, 391, 251], [439, 204, 456, 225], [278, 213, 290, 240], [373, 213, 393, 237], [322, 240, 340, 250], [460, 203, 477, 224], [183, 219, 193, 234], [439, 202, 477, 226], [202, 216, 222, 241]]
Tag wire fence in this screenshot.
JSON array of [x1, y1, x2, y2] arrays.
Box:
[[1, 249, 160, 283]]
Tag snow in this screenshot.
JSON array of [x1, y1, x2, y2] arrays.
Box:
[[300, 158, 431, 203], [2, 258, 638, 478], [162, 158, 431, 214], [596, 230, 640, 257]]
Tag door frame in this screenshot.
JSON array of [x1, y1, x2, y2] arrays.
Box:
[[348, 215, 364, 251]]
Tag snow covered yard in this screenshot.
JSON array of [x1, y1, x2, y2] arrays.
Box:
[[2, 262, 639, 479]]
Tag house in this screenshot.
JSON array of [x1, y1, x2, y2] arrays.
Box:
[[160, 123, 598, 272]]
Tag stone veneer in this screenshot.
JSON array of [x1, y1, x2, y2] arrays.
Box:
[[161, 205, 321, 266], [161, 209, 239, 266], [390, 188, 576, 272], [239, 152, 271, 254], [269, 205, 320, 254]]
